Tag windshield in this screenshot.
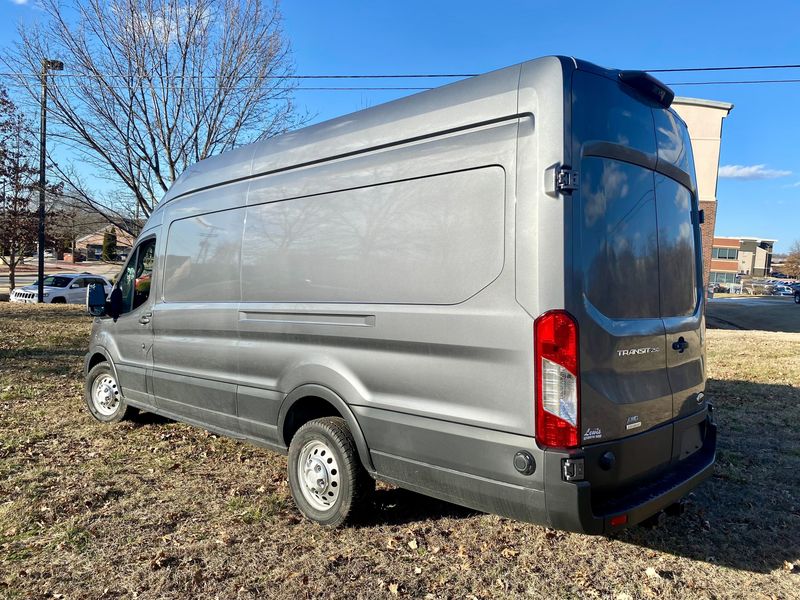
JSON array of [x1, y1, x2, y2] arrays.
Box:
[[38, 276, 71, 288]]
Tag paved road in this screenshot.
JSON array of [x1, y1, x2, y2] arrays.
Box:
[[707, 295, 800, 332], [0, 262, 121, 295]]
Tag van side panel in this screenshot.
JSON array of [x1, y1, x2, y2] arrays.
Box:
[[235, 116, 546, 499], [241, 167, 505, 304], [151, 183, 247, 433], [515, 57, 571, 320]]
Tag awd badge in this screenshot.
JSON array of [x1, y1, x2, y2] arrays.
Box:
[[625, 415, 642, 430]]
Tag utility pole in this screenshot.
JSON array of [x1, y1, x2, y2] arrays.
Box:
[[37, 58, 63, 302]]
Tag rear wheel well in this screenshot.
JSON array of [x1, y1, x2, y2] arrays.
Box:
[[283, 396, 342, 447]]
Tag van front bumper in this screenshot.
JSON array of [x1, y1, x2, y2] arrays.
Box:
[[542, 408, 717, 535]]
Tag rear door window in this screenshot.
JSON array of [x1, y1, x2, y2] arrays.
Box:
[[580, 157, 659, 319], [655, 175, 698, 317], [572, 70, 657, 156]]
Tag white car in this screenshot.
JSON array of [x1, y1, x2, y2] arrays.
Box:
[[10, 273, 112, 304], [773, 285, 795, 297]]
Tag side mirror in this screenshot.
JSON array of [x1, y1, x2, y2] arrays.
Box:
[[108, 287, 123, 321], [86, 283, 107, 317], [70, 283, 80, 289]]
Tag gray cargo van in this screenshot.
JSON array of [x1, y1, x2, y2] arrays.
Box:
[[84, 56, 716, 533]]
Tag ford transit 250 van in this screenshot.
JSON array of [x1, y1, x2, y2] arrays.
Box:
[[84, 56, 716, 532]]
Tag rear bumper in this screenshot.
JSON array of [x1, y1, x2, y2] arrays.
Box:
[[542, 408, 717, 534]]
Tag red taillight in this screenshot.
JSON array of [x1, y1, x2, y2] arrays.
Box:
[[609, 514, 628, 527], [535, 310, 580, 448]]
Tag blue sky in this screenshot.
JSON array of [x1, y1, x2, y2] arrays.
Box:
[[2, 0, 800, 252]]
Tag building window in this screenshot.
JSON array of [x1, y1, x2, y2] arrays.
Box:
[[710, 271, 737, 284], [712, 247, 738, 260]]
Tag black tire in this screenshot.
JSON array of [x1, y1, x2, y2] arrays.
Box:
[[51, 297, 66, 304], [795, 292, 800, 304], [84, 361, 136, 423], [287, 417, 374, 527]]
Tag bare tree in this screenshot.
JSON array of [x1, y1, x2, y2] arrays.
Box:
[[0, 89, 42, 290], [46, 194, 115, 260], [5, 0, 300, 226], [784, 241, 800, 278]]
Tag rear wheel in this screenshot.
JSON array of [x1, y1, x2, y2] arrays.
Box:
[[795, 292, 799, 304], [287, 417, 374, 527], [84, 361, 136, 423]]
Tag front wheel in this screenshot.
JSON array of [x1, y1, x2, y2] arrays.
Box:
[[795, 292, 800, 304], [287, 417, 374, 527], [84, 361, 137, 423]]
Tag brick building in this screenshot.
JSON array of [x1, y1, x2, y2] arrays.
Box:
[[709, 236, 775, 284], [671, 97, 734, 290], [75, 228, 136, 261]]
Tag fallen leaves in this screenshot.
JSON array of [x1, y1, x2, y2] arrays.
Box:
[[500, 547, 518, 559], [2, 304, 800, 600]]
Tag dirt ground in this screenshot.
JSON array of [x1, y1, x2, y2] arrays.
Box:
[[1, 304, 798, 599]]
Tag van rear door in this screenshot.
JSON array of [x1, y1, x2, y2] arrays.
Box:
[[568, 67, 703, 446]]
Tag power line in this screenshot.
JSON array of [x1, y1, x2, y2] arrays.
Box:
[[666, 79, 800, 86], [5, 78, 800, 92], [2, 62, 800, 81], [0, 71, 475, 80], [4, 67, 800, 92], [648, 63, 800, 73], [0, 80, 433, 92]]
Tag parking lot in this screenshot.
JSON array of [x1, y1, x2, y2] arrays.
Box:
[[707, 295, 800, 332]]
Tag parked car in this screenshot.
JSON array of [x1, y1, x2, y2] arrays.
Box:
[[773, 285, 795, 296], [10, 273, 112, 304], [83, 56, 715, 534]]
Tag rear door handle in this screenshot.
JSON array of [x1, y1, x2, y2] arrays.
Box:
[[672, 336, 688, 353], [139, 312, 152, 325]]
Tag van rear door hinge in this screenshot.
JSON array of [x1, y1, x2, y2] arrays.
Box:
[[556, 168, 579, 194]]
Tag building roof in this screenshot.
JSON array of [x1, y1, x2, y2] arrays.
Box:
[[75, 227, 136, 246], [714, 235, 777, 244], [738, 237, 777, 244], [673, 96, 734, 112]]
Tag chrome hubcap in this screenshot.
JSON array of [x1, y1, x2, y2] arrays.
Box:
[[91, 374, 120, 416], [297, 440, 340, 511]]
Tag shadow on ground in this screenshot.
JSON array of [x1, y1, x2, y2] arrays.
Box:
[[0, 305, 87, 322], [356, 487, 479, 527], [615, 378, 800, 573], [354, 377, 799, 573]]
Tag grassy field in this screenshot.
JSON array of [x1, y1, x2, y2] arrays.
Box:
[[0, 304, 798, 599]]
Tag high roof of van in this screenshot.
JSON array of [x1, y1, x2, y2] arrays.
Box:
[[155, 55, 572, 209]]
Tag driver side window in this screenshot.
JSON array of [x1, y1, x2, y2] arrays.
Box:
[[117, 238, 156, 315]]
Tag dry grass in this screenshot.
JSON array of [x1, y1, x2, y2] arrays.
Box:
[[0, 304, 798, 599]]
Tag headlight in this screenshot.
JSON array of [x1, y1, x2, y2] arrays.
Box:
[[43, 292, 50, 298]]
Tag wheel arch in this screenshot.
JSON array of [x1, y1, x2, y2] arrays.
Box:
[[278, 384, 375, 475], [85, 348, 123, 393]]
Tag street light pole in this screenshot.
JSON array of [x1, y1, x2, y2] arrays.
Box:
[[37, 58, 63, 303]]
